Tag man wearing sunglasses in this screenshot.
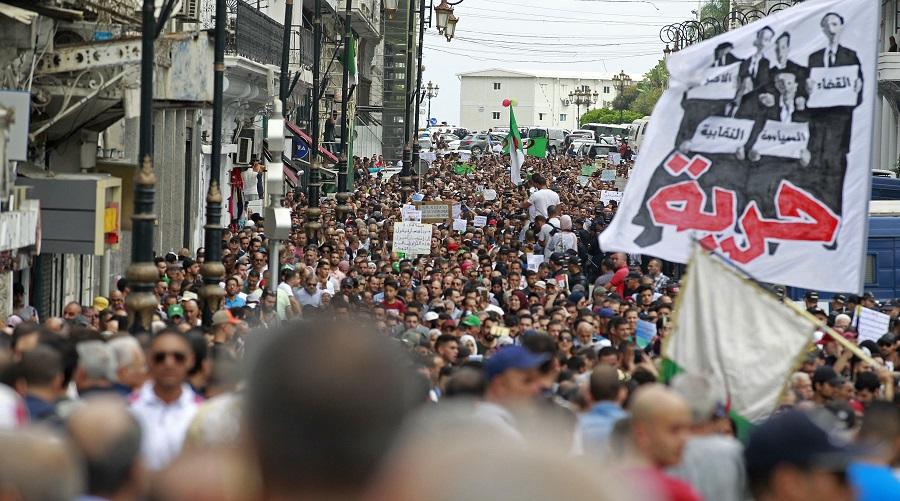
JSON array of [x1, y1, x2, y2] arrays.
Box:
[[130, 329, 200, 471]]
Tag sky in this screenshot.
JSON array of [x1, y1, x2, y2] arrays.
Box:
[[420, 0, 703, 126]]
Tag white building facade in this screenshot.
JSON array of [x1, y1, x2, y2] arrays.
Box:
[[458, 69, 636, 131], [875, 0, 900, 173]]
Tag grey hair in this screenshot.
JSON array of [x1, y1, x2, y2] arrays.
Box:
[[108, 336, 142, 378], [76, 340, 115, 381], [669, 372, 725, 425]]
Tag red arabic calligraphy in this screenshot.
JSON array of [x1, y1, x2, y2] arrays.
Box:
[[647, 156, 839, 265]]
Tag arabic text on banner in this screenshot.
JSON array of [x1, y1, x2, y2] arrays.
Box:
[[753, 121, 810, 159], [392, 222, 432, 256], [452, 219, 467, 232], [688, 117, 756, 155], [807, 65, 859, 108], [685, 62, 742, 101], [473, 215, 487, 227]]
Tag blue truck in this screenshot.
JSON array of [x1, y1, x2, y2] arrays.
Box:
[[787, 177, 900, 301]]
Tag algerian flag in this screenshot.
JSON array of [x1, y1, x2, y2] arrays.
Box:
[[527, 137, 548, 158], [663, 245, 816, 429], [341, 35, 357, 86], [506, 106, 524, 185]]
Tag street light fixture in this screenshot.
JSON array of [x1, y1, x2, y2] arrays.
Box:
[[434, 0, 453, 33], [384, 0, 399, 19], [611, 69, 632, 123], [444, 12, 458, 42], [568, 86, 598, 127], [423, 80, 439, 124]]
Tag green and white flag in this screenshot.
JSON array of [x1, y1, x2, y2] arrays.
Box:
[[663, 245, 816, 425], [341, 35, 357, 86], [506, 105, 524, 185]]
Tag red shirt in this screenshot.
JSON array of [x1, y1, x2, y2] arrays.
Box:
[[609, 266, 629, 297], [630, 468, 703, 501]]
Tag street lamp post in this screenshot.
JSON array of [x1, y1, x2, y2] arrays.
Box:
[[423, 81, 439, 124], [568, 86, 598, 128], [306, 0, 323, 242], [611, 69, 632, 123]]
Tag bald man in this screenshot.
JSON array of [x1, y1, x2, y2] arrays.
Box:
[[628, 384, 702, 501], [67, 398, 144, 499]]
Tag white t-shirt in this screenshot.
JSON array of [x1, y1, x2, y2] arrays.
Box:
[[528, 188, 561, 220]]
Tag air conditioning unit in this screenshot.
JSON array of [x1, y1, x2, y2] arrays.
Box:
[[178, 0, 200, 21], [237, 137, 254, 165]]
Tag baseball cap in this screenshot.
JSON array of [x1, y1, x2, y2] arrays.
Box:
[[568, 291, 585, 304], [811, 366, 840, 386], [805, 291, 820, 301], [167, 304, 184, 318], [340, 277, 356, 289], [533, 280, 547, 290], [745, 410, 861, 484], [424, 311, 440, 322], [832, 294, 847, 303], [461, 315, 482, 328], [212, 309, 239, 326], [484, 346, 550, 380], [596, 307, 615, 318], [182, 291, 198, 302]]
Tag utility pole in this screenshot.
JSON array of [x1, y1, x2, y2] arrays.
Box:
[[200, 0, 228, 326], [411, 0, 426, 185], [338, 0, 352, 193], [399, 0, 416, 202], [306, 0, 323, 242], [125, 0, 159, 334]]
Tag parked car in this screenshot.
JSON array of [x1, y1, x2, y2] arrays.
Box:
[[627, 117, 650, 152], [458, 133, 492, 154]]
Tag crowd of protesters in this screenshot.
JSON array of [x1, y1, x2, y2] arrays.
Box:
[[0, 148, 898, 500]]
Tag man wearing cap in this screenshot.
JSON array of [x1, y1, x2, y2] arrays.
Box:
[[167, 304, 185, 328], [474, 345, 547, 440], [460, 314, 482, 338], [744, 410, 857, 501], [804, 291, 820, 310], [811, 366, 843, 406], [210, 310, 240, 352]]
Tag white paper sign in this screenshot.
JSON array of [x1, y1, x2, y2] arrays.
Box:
[[753, 120, 810, 159], [392, 222, 433, 256], [600, 169, 617, 181], [608, 152, 622, 165], [483, 189, 497, 201], [576, 176, 590, 187], [452, 218, 468, 232], [402, 210, 422, 222], [600, 190, 624, 204], [452, 203, 462, 218], [420, 151, 437, 163], [473, 215, 487, 227], [686, 62, 741, 101], [855, 306, 890, 344], [526, 254, 545, 272], [807, 65, 860, 108], [688, 116, 755, 154]]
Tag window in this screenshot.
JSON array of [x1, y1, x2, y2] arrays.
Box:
[[493, 82, 501, 90], [492, 112, 501, 120], [865, 254, 876, 284], [538, 113, 545, 120], [560, 114, 567, 122], [603, 86, 610, 93]]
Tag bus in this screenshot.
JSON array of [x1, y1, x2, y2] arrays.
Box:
[[581, 123, 630, 143]]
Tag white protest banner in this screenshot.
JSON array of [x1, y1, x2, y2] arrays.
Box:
[[600, 169, 617, 181], [807, 65, 860, 108], [753, 121, 810, 159], [452, 218, 468, 232], [473, 215, 487, 227], [854, 306, 890, 344], [483, 189, 497, 201], [599, 0, 877, 293], [452, 203, 462, 218], [608, 152, 622, 165], [526, 254, 544, 272], [413, 201, 453, 224], [688, 116, 755, 154], [402, 210, 422, 222], [420, 151, 437, 163], [601, 190, 624, 204], [686, 62, 741, 101], [392, 222, 432, 256], [577, 176, 590, 187]]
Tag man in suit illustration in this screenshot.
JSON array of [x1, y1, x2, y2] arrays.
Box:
[[734, 26, 775, 120], [806, 12, 862, 221]]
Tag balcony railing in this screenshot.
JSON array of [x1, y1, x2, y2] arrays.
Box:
[[227, 0, 284, 66]]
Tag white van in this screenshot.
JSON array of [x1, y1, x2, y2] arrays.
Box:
[[628, 117, 650, 151], [527, 127, 568, 155], [581, 123, 630, 143]]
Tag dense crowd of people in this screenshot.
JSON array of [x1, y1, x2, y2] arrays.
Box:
[[0, 148, 898, 500]]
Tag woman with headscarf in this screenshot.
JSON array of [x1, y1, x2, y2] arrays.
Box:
[[545, 215, 579, 258]]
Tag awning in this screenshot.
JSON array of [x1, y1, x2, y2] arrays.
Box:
[[0, 3, 38, 24], [283, 165, 299, 186], [285, 121, 339, 163]]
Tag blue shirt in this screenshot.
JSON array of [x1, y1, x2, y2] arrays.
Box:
[[224, 296, 246, 309], [848, 462, 900, 501], [577, 401, 627, 457]]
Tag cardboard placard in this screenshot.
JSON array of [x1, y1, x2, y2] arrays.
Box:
[[600, 190, 624, 204], [452, 218, 468, 232], [413, 201, 454, 224], [688, 116, 755, 154], [473, 215, 487, 227], [392, 222, 433, 257], [600, 169, 617, 181], [807, 65, 860, 108], [686, 62, 741, 101], [753, 120, 810, 159], [855, 306, 890, 344]]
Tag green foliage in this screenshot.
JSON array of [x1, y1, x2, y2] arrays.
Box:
[[612, 86, 640, 111], [700, 0, 730, 20], [632, 87, 664, 116], [579, 108, 642, 126]]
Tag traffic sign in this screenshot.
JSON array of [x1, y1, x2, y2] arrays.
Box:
[[292, 138, 310, 159], [429, 117, 437, 126]]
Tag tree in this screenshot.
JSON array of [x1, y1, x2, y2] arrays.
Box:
[[580, 108, 642, 126], [631, 59, 669, 115], [611, 86, 640, 112], [700, 0, 729, 20]]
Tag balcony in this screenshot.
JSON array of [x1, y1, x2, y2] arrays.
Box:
[[337, 0, 381, 39], [227, 0, 284, 67], [878, 52, 900, 112]]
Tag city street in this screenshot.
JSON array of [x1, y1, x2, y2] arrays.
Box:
[[0, 0, 898, 500]]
